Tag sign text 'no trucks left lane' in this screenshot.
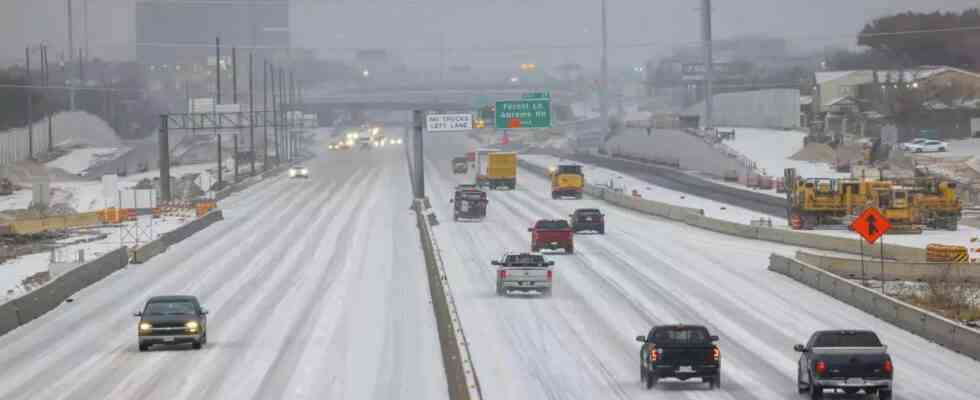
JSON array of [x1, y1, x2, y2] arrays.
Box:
[[426, 113, 473, 132]]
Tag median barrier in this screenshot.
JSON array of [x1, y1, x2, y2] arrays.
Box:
[[132, 239, 168, 264], [162, 210, 223, 247], [2, 247, 128, 336], [769, 253, 980, 361], [796, 251, 980, 282], [0, 303, 19, 336], [521, 155, 931, 261]]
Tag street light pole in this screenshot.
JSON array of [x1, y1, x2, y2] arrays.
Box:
[[249, 52, 255, 176], [702, 0, 714, 130], [599, 0, 610, 141]]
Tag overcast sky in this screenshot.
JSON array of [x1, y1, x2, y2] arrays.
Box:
[[1, 0, 977, 68]]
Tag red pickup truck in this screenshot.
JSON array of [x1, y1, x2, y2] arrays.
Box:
[[528, 219, 574, 254]]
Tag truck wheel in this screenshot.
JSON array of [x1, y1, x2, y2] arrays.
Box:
[[797, 369, 808, 394], [542, 288, 552, 297], [712, 373, 721, 389], [878, 389, 893, 400], [566, 246, 574, 254], [599, 227, 605, 235], [496, 283, 504, 296], [645, 371, 658, 389], [808, 377, 822, 400], [552, 192, 558, 199], [138, 343, 148, 352]]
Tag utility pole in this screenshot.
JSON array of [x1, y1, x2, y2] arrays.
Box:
[[279, 68, 287, 161], [43, 45, 53, 152], [271, 65, 278, 165], [701, 0, 714, 130], [263, 60, 269, 169], [26, 47, 34, 160], [83, 0, 89, 60], [249, 52, 255, 175], [67, 0, 74, 64], [215, 37, 221, 105], [232, 47, 238, 104], [289, 70, 295, 160], [599, 0, 610, 141]]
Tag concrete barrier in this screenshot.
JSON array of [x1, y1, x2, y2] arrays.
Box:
[[796, 251, 980, 282], [162, 211, 223, 247], [520, 156, 929, 261], [769, 254, 980, 362], [414, 200, 482, 400], [0, 247, 128, 336], [132, 239, 168, 264]]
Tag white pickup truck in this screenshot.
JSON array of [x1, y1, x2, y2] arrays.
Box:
[[492, 253, 554, 297]]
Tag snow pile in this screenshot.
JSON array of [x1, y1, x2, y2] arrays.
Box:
[[46, 147, 128, 175], [0, 111, 122, 149], [722, 128, 850, 179], [790, 142, 836, 162]]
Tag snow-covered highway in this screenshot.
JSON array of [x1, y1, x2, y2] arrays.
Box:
[[0, 134, 447, 400], [423, 133, 980, 400]]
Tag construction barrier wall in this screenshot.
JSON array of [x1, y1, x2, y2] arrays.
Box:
[[518, 159, 927, 261], [131, 239, 168, 264], [684, 88, 801, 129], [9, 212, 102, 235], [768, 254, 980, 362], [161, 210, 223, 247], [795, 251, 980, 282], [0, 247, 128, 337]]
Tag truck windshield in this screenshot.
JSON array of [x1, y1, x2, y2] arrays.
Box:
[[536, 220, 570, 230], [652, 327, 711, 344], [145, 301, 197, 316], [504, 255, 546, 266], [813, 332, 882, 347], [557, 165, 582, 175]]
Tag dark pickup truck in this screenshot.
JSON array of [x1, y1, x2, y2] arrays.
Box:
[[795, 330, 893, 399], [636, 325, 721, 390], [529, 219, 574, 254], [570, 208, 605, 234]]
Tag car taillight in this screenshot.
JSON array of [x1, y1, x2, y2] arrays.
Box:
[[883, 359, 893, 375], [499, 270, 507, 279], [814, 361, 827, 377], [649, 347, 659, 362], [708, 347, 720, 362], [547, 270, 553, 280]]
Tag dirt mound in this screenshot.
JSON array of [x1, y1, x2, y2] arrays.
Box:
[[835, 144, 867, 163], [790, 142, 836, 162]]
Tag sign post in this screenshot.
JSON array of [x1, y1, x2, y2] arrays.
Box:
[[849, 208, 892, 290]]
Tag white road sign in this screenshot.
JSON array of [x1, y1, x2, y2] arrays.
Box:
[[426, 113, 473, 132]]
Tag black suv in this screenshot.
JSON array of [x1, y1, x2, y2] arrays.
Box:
[[636, 325, 721, 389], [570, 208, 605, 234], [135, 295, 209, 351]]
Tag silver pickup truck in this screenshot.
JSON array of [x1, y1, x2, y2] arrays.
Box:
[[492, 253, 554, 297]]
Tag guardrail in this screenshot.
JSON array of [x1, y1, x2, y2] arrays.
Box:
[[517, 159, 927, 262], [0, 247, 129, 336], [414, 199, 482, 400], [796, 251, 980, 283], [769, 254, 980, 362]]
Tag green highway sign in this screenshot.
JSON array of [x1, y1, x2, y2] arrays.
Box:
[[522, 92, 550, 100], [495, 99, 551, 129]]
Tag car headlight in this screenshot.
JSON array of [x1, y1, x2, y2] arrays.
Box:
[[139, 322, 152, 331], [185, 321, 199, 330], [301, 168, 309, 174]]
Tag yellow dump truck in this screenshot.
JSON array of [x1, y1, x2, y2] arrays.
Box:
[[550, 164, 584, 199], [477, 151, 517, 189]]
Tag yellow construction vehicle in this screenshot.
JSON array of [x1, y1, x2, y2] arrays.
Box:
[[784, 169, 959, 231], [549, 164, 584, 199]]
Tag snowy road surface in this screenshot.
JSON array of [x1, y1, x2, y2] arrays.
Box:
[[425, 133, 980, 400], [0, 136, 448, 400]]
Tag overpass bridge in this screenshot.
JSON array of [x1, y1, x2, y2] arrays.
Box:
[[299, 88, 578, 113]]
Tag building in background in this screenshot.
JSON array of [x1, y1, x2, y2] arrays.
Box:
[[135, 0, 290, 67]]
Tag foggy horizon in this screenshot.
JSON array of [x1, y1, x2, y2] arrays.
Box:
[[1, 0, 978, 69]]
